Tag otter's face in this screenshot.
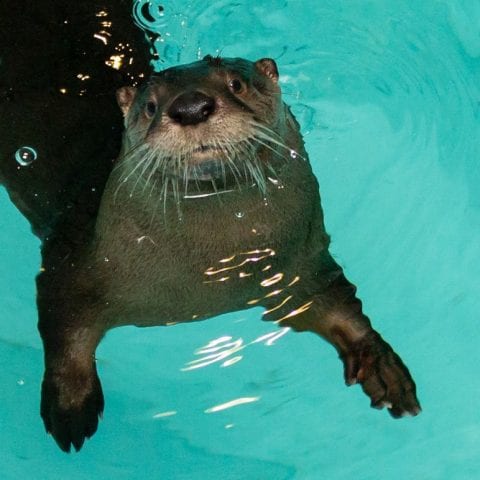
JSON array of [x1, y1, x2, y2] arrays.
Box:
[[116, 56, 291, 192]]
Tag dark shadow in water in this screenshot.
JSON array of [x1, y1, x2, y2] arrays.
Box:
[[0, 0, 152, 238]]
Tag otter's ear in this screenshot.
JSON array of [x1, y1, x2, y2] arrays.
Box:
[[116, 86, 137, 117], [255, 58, 279, 84]]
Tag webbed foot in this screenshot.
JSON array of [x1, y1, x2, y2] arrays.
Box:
[[341, 331, 421, 417], [40, 365, 104, 452]]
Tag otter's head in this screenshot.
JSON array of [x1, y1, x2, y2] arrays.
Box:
[[116, 56, 300, 198]]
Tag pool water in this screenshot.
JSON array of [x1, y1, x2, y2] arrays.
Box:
[[1, 0, 480, 478]]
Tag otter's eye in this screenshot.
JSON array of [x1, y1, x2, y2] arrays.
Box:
[[145, 101, 157, 118], [228, 79, 244, 94]]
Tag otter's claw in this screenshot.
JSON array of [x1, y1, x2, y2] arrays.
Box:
[[40, 367, 104, 452], [341, 331, 421, 417]]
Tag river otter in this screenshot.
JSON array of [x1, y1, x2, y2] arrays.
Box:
[[16, 55, 421, 452]]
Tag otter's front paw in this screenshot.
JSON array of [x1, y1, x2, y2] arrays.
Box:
[[341, 331, 421, 418], [40, 367, 104, 452]]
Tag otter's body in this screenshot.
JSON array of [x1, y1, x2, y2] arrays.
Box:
[[92, 128, 320, 326], [8, 56, 420, 452]]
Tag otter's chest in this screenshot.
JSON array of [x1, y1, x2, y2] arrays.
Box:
[[92, 186, 315, 322]]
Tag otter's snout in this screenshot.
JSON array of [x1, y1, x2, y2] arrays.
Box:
[[167, 91, 215, 126]]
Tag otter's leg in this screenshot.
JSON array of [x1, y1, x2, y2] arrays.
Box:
[[263, 256, 421, 417], [37, 294, 105, 452]]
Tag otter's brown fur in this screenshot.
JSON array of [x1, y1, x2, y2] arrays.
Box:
[[34, 55, 420, 452]]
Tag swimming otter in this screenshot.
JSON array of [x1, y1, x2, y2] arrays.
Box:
[[24, 55, 421, 452]]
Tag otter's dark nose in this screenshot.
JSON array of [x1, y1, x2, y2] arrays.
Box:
[[167, 91, 215, 126]]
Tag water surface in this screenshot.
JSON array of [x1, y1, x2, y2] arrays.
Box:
[[1, 1, 480, 478]]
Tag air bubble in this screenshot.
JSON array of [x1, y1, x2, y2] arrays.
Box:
[[290, 150, 298, 159], [235, 211, 245, 219], [15, 146, 37, 166]]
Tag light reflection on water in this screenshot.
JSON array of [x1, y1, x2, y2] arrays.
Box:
[[204, 396, 260, 413], [182, 327, 290, 371], [203, 248, 308, 323]]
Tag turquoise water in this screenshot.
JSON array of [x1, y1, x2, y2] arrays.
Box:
[[2, 0, 480, 478]]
